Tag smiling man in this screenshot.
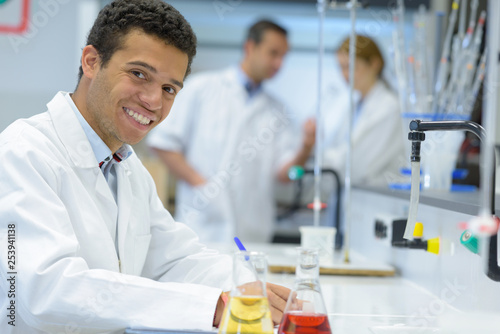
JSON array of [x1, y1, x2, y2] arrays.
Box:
[[0, 1, 289, 333], [73, 29, 187, 153]]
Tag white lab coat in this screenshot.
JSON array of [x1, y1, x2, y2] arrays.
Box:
[[147, 67, 296, 244], [322, 80, 405, 186], [0, 92, 235, 334]]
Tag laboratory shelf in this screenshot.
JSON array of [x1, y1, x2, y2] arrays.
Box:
[[356, 185, 500, 216]]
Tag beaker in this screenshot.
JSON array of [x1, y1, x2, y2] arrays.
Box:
[[218, 251, 274, 334], [299, 226, 336, 264], [278, 248, 331, 334]]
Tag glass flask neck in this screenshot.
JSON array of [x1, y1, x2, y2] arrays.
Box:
[[232, 251, 268, 296], [295, 248, 320, 281]]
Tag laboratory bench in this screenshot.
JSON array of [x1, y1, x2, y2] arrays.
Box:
[[261, 183, 500, 333], [207, 242, 456, 334], [128, 185, 500, 334], [124, 239, 499, 334]]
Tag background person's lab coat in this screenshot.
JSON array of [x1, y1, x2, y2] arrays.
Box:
[[147, 67, 297, 244], [0, 92, 234, 334], [322, 80, 405, 186]]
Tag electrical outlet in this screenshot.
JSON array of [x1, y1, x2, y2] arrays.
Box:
[[374, 219, 388, 239], [374, 214, 406, 247], [373, 214, 393, 247]]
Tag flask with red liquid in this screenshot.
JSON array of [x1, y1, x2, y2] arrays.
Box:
[[278, 248, 331, 334]]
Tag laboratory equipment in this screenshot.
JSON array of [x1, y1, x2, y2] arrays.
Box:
[[404, 130, 424, 240], [312, 0, 327, 228], [278, 248, 331, 334], [310, 0, 364, 264], [460, 230, 479, 254], [299, 226, 336, 263], [406, 118, 500, 281], [393, 0, 409, 117], [431, 1, 459, 116], [218, 251, 273, 334], [283, 166, 342, 249], [393, 222, 440, 254], [342, 0, 357, 264]]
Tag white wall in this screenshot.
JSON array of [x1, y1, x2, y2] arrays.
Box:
[[0, 0, 99, 132]]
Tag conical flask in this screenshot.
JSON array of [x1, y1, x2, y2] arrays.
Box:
[[218, 251, 274, 334], [278, 248, 332, 334]]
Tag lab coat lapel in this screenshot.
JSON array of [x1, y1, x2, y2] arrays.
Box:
[[48, 92, 119, 254], [219, 68, 264, 158], [212, 69, 270, 232], [353, 81, 383, 139], [205, 69, 245, 228]]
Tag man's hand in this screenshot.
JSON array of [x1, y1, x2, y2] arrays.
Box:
[[302, 118, 316, 149], [266, 282, 290, 325], [214, 283, 290, 327], [213, 291, 228, 328], [276, 118, 316, 183]]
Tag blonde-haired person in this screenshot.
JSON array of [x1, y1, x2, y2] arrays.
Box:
[[322, 35, 405, 186]]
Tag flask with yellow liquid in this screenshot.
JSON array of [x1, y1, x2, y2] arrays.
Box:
[[218, 251, 273, 334]]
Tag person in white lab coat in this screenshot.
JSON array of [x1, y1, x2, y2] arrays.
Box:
[[322, 35, 405, 186], [147, 20, 315, 244], [0, 1, 289, 333]]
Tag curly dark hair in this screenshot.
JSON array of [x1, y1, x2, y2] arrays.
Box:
[[77, 0, 197, 83]]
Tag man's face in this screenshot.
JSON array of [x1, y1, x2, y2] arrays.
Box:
[[84, 29, 188, 152], [248, 30, 289, 82]]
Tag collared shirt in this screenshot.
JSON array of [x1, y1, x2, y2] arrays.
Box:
[[236, 66, 262, 99]]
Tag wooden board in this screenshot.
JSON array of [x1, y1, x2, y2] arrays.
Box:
[[206, 242, 396, 277], [261, 244, 396, 277], [269, 264, 395, 277]]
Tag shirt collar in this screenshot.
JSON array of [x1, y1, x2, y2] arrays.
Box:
[[64, 92, 133, 166], [237, 65, 262, 98]]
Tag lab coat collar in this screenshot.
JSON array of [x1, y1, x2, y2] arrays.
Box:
[[48, 92, 98, 169], [47, 91, 133, 170], [236, 66, 262, 98], [63, 92, 113, 167], [222, 67, 270, 106], [365, 80, 389, 103]]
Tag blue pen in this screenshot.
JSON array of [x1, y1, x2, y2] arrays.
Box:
[[234, 237, 251, 261], [234, 237, 247, 251]]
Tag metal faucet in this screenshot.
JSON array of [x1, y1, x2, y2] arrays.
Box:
[[408, 119, 500, 281]]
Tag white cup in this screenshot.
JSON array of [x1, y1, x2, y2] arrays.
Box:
[[299, 226, 336, 264]]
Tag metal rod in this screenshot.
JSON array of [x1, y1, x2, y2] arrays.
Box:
[[343, 0, 357, 264], [313, 0, 326, 227]]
